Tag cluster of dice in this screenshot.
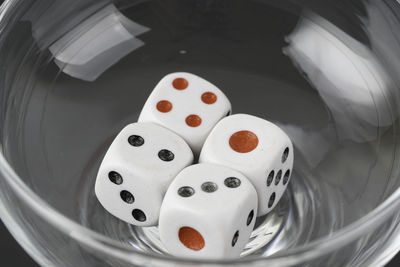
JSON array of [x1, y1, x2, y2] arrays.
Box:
[[95, 72, 293, 259]]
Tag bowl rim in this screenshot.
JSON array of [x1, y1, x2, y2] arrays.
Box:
[[0, 0, 400, 265]]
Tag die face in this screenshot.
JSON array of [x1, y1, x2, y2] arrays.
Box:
[[138, 72, 232, 154], [95, 122, 194, 226], [199, 114, 294, 216], [159, 163, 258, 259], [95, 163, 162, 226]]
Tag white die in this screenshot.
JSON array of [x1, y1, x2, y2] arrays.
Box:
[[159, 163, 258, 259], [95, 122, 193, 226], [199, 114, 293, 216], [138, 72, 231, 154]]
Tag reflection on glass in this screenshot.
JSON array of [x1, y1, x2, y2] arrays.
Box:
[[366, 0, 400, 94], [278, 123, 336, 168], [48, 5, 150, 81], [284, 12, 394, 144]]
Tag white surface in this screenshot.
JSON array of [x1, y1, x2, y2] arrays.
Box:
[[159, 163, 257, 259], [199, 114, 293, 216], [138, 72, 232, 154], [95, 122, 193, 226]]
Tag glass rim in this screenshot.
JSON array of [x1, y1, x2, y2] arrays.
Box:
[[0, 0, 400, 264]]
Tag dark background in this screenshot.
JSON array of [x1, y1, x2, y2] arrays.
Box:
[[0, 220, 399, 266], [0, 0, 399, 266]]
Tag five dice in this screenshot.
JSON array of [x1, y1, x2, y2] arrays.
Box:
[[95, 72, 294, 259]]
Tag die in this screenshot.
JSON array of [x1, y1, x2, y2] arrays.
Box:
[[199, 114, 293, 216], [138, 72, 232, 154], [95, 122, 193, 226], [159, 163, 258, 259]]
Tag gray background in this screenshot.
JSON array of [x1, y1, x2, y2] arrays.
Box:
[[0, 0, 399, 265]]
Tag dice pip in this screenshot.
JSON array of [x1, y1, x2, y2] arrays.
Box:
[[159, 163, 257, 259], [138, 72, 232, 154], [199, 114, 293, 216], [95, 122, 193, 226]]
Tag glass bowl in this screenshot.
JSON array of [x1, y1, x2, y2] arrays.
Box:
[[0, 0, 400, 266]]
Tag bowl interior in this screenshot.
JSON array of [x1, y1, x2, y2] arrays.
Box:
[[2, 0, 400, 260]]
